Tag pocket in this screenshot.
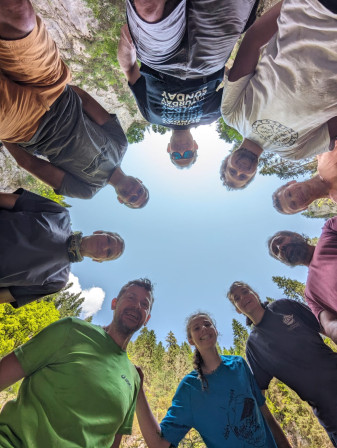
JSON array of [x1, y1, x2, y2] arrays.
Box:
[[82, 146, 109, 177]]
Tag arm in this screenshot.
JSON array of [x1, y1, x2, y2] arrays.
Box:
[[0, 288, 15, 304], [229, 1, 283, 82], [69, 85, 111, 126], [111, 434, 122, 448], [260, 404, 291, 448], [117, 24, 141, 86], [136, 387, 171, 448], [0, 352, 25, 392], [0, 192, 20, 209], [319, 310, 337, 344], [4, 142, 65, 190]]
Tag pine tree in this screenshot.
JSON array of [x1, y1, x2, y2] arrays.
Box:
[[42, 283, 85, 318], [270, 276, 305, 302]]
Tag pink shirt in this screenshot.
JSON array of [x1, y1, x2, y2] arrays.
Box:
[[305, 217, 337, 320]]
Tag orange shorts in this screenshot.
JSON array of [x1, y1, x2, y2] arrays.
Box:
[[0, 16, 72, 143]]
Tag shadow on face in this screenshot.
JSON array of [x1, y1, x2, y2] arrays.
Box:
[[220, 147, 258, 190], [272, 181, 313, 215], [117, 177, 149, 208]]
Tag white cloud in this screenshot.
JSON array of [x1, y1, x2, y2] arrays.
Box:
[[68, 273, 105, 319]]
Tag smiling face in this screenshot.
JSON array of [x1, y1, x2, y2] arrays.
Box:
[[273, 180, 314, 214], [221, 147, 258, 189], [112, 284, 152, 336], [116, 177, 149, 208], [81, 231, 124, 262], [187, 314, 218, 351], [268, 231, 312, 266], [230, 285, 262, 316]]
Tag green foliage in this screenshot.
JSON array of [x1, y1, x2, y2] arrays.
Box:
[[0, 301, 59, 357], [151, 125, 170, 135], [271, 276, 305, 302], [216, 117, 243, 144], [24, 174, 69, 207], [258, 153, 317, 180], [126, 122, 148, 144], [42, 283, 85, 319], [230, 319, 249, 356]]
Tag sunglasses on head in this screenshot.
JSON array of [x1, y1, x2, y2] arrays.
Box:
[[170, 150, 195, 161]]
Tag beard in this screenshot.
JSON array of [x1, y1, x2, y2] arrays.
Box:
[[114, 308, 143, 336], [282, 241, 310, 266], [237, 147, 259, 169]]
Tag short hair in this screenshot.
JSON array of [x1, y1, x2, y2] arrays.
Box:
[[226, 281, 267, 326], [267, 231, 309, 263], [117, 278, 155, 309], [272, 185, 290, 214], [219, 150, 257, 191]]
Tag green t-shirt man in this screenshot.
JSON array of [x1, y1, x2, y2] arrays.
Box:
[[0, 317, 140, 447]]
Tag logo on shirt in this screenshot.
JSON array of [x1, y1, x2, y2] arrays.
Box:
[[283, 314, 295, 326], [121, 374, 132, 389], [161, 88, 207, 125], [252, 119, 298, 147]]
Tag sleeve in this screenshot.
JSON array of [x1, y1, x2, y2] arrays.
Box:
[[11, 188, 65, 214], [117, 371, 140, 435], [9, 279, 67, 308], [55, 173, 100, 199], [14, 318, 72, 376], [242, 358, 266, 407], [325, 216, 337, 234], [287, 123, 330, 160], [221, 73, 253, 118], [246, 340, 273, 391], [128, 76, 150, 122], [303, 292, 324, 322], [160, 378, 193, 447]]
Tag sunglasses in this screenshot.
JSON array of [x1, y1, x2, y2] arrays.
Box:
[[170, 150, 195, 161]]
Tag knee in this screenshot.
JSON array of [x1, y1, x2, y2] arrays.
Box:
[[0, 0, 36, 38]]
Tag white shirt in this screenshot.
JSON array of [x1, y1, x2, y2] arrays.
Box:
[[221, 0, 337, 160]]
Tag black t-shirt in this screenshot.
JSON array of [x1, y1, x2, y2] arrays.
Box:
[[246, 299, 337, 431], [129, 64, 224, 129]]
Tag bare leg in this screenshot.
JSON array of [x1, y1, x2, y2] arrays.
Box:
[[0, 288, 16, 304], [0, 0, 36, 40]]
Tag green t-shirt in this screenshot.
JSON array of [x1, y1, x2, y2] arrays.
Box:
[[0, 317, 140, 448]]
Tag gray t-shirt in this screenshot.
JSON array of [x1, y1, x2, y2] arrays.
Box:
[[246, 299, 337, 431], [19, 86, 128, 199], [0, 189, 71, 307]]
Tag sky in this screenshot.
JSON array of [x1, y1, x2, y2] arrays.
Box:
[[67, 123, 325, 349]]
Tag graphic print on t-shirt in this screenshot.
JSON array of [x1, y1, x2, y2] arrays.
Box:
[[161, 88, 208, 126], [252, 119, 298, 147], [223, 389, 266, 447]]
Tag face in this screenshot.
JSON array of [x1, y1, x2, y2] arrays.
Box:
[[225, 148, 258, 188], [269, 233, 310, 266], [167, 141, 198, 168], [86, 231, 124, 262], [116, 177, 148, 208], [188, 315, 217, 351], [112, 285, 152, 335], [275, 181, 312, 214], [231, 286, 261, 316]]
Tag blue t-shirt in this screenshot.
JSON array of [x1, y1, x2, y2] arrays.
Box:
[[129, 65, 224, 130], [160, 356, 277, 448]]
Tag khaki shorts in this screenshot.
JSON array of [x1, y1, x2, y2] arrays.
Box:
[[0, 16, 71, 143]]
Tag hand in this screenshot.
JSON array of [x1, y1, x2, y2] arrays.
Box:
[[117, 24, 136, 71]]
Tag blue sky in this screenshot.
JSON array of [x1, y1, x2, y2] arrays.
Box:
[[68, 123, 325, 349]]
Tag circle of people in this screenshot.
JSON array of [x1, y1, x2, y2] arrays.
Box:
[[0, 0, 336, 447]]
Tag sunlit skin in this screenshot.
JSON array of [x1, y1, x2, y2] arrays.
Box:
[[187, 315, 222, 374], [223, 139, 262, 188], [167, 129, 198, 168], [231, 285, 265, 325], [109, 167, 148, 208], [105, 285, 152, 349], [80, 231, 124, 262], [269, 232, 315, 266], [274, 177, 329, 214]]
